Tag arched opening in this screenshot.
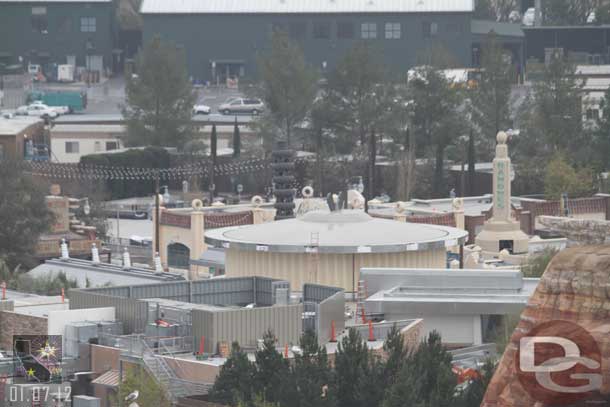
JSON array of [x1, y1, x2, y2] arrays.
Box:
[[167, 243, 190, 269]]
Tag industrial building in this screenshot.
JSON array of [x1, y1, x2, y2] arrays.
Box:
[[0, 0, 117, 74], [362, 268, 539, 347], [140, 0, 475, 83], [205, 209, 469, 293]]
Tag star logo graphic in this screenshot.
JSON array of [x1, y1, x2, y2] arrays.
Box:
[[26, 368, 35, 377]]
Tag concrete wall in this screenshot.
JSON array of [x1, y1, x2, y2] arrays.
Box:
[[226, 248, 447, 293], [143, 12, 472, 81], [0, 311, 48, 351]]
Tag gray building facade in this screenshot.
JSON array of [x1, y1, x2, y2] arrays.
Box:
[[0, 0, 116, 74], [140, 0, 474, 83]]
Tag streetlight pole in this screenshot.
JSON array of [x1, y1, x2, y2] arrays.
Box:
[[154, 171, 160, 255]]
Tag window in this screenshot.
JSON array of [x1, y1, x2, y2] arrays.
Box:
[[423, 21, 438, 38], [385, 22, 401, 39], [65, 142, 79, 154], [337, 22, 354, 39], [289, 22, 307, 40], [31, 7, 48, 33], [59, 16, 72, 33], [94, 141, 101, 152], [313, 22, 331, 39], [106, 141, 118, 151], [361, 22, 377, 39], [586, 108, 600, 121], [80, 17, 96, 33]]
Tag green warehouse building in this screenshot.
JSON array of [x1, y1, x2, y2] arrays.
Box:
[[0, 0, 117, 76], [140, 0, 476, 84]]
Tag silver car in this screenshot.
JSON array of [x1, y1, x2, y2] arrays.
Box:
[[219, 98, 264, 115]]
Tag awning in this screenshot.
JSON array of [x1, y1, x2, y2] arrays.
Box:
[[92, 370, 120, 388]]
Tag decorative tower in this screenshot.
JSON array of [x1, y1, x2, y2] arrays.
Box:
[[475, 132, 529, 254], [272, 141, 296, 220]]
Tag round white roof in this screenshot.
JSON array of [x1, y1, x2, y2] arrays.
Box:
[[205, 210, 468, 254]]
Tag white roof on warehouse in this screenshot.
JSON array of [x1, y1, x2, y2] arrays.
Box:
[[140, 0, 474, 14]]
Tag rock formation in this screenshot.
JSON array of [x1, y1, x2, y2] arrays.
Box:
[[538, 216, 610, 245], [482, 245, 610, 406]]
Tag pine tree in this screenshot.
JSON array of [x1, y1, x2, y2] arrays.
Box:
[[208, 342, 256, 406], [257, 31, 318, 146], [333, 328, 372, 407], [292, 330, 334, 407], [233, 118, 241, 158], [122, 36, 195, 149], [253, 330, 291, 404], [383, 331, 457, 407], [382, 324, 407, 387]]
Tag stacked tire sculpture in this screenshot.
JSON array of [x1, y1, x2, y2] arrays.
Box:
[[272, 141, 296, 220]]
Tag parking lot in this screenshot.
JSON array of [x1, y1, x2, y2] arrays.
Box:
[[1, 74, 247, 115]]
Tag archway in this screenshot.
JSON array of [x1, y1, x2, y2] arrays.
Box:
[[167, 243, 190, 269]]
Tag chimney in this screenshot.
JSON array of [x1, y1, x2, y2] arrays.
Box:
[[122, 248, 131, 270], [91, 243, 100, 265], [60, 239, 70, 261]]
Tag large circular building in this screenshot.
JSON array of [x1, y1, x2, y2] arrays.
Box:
[[205, 210, 468, 292]]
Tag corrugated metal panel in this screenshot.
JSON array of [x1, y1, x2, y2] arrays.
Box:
[[69, 291, 148, 334], [131, 281, 190, 302], [192, 304, 303, 353], [317, 291, 345, 343], [141, 0, 474, 14], [304, 283, 343, 303], [191, 277, 255, 305], [87, 286, 131, 298]]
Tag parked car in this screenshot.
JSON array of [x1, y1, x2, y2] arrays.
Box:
[[192, 104, 211, 115], [32, 100, 69, 115], [218, 98, 264, 115], [16, 103, 59, 119]]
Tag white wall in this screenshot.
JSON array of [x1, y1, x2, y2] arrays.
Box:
[[51, 136, 122, 163], [387, 313, 482, 346], [48, 307, 115, 336]]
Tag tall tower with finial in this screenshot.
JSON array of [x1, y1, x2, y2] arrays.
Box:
[[475, 132, 529, 254]]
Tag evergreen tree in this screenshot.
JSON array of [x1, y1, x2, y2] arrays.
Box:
[[472, 34, 513, 144], [409, 66, 464, 197], [333, 328, 372, 407], [257, 31, 318, 146], [327, 43, 393, 205], [595, 87, 610, 170], [383, 331, 457, 407], [0, 161, 53, 271], [467, 129, 476, 196], [474, 0, 495, 20], [382, 324, 407, 387], [544, 152, 595, 200], [233, 118, 241, 158], [208, 342, 256, 406], [122, 36, 195, 149], [292, 330, 334, 407], [253, 330, 291, 404], [455, 359, 497, 407]]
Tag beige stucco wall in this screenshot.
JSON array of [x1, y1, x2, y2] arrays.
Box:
[[225, 248, 447, 293]]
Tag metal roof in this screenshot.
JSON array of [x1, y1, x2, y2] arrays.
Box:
[[50, 124, 126, 134], [205, 209, 468, 254], [91, 370, 120, 388], [140, 0, 474, 14], [0, 116, 42, 136], [28, 258, 185, 288]]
